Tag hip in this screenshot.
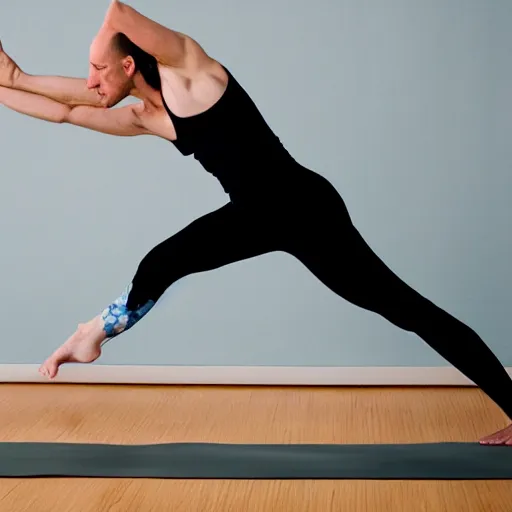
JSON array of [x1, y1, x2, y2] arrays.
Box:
[[229, 163, 354, 239]]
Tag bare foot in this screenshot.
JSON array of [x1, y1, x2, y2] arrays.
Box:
[[479, 423, 512, 446], [39, 315, 107, 380]]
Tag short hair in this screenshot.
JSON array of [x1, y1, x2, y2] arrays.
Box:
[[111, 32, 162, 91]]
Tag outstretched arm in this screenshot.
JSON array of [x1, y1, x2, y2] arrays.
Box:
[[0, 86, 147, 136], [0, 40, 102, 107], [0, 85, 68, 123], [14, 73, 103, 107]]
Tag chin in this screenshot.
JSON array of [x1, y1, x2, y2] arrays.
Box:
[[108, 95, 125, 108]]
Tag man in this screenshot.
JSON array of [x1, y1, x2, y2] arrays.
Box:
[[0, 1, 511, 445]]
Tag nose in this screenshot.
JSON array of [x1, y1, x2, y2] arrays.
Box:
[[86, 76, 99, 90], [86, 70, 100, 90]]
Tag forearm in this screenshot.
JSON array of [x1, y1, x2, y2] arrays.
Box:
[[0, 85, 69, 123], [13, 72, 102, 107]]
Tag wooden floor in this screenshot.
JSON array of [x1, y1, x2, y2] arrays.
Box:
[[0, 384, 510, 511]]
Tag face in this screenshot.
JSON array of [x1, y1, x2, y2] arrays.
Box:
[[87, 37, 135, 107]]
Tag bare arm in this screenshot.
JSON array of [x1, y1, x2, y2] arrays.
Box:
[[0, 86, 147, 136], [14, 73, 103, 107], [103, 0, 199, 68], [0, 85, 68, 123], [0, 40, 102, 107]]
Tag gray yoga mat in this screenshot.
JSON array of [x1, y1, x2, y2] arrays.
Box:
[[0, 441, 510, 479]]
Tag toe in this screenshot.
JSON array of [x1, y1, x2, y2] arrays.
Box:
[[38, 360, 55, 379], [47, 362, 58, 379]]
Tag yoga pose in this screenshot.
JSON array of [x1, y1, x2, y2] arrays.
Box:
[[0, 1, 511, 445]]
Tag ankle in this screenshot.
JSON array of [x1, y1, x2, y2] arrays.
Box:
[[77, 316, 107, 344]]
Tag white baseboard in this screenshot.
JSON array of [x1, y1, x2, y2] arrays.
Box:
[[1, 365, 511, 386]]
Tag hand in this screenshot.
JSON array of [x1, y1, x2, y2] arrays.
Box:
[[0, 40, 22, 88]]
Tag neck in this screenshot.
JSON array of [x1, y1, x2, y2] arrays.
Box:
[[129, 73, 162, 111]]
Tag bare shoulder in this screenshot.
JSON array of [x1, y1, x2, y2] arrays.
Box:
[[157, 45, 229, 120], [156, 28, 226, 80]]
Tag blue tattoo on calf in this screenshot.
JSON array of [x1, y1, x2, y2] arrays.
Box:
[[101, 283, 155, 338]]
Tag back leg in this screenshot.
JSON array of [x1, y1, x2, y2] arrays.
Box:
[[292, 220, 512, 420]]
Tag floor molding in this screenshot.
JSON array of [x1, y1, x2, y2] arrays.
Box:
[[1, 365, 511, 386]]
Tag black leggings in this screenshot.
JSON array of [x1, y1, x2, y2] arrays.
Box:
[[126, 165, 512, 419]]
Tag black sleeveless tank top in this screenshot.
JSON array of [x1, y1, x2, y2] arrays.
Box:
[[160, 65, 295, 196]]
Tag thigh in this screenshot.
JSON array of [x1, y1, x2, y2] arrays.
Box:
[[128, 201, 279, 306], [292, 214, 429, 330], [167, 201, 279, 273]]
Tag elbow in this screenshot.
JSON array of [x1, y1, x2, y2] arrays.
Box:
[[104, 0, 124, 31], [60, 105, 73, 124]]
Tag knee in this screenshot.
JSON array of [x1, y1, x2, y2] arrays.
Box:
[[384, 297, 438, 335]]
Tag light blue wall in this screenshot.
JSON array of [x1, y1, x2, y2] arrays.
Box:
[[0, 0, 510, 367]]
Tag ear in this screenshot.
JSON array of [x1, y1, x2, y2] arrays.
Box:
[[122, 56, 136, 77]]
